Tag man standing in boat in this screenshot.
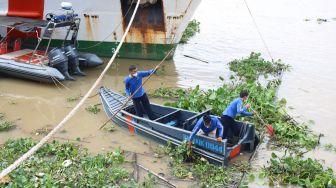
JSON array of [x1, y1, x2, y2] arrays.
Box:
[[221, 90, 254, 139], [188, 114, 223, 148], [124, 65, 159, 120]]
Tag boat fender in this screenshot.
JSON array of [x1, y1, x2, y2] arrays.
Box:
[[64, 44, 86, 76], [48, 48, 75, 80], [61, 2, 73, 10], [78, 52, 103, 68]]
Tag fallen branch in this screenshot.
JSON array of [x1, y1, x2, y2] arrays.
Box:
[[137, 164, 177, 188], [183, 54, 209, 63], [132, 153, 139, 182], [123, 150, 154, 158], [167, 177, 194, 182], [317, 133, 323, 144]]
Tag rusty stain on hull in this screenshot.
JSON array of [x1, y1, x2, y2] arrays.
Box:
[[120, 0, 166, 46], [91, 16, 100, 39], [84, 16, 94, 40], [113, 32, 117, 41]]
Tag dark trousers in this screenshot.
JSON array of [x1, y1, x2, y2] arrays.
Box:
[[132, 93, 155, 120], [220, 115, 239, 139]]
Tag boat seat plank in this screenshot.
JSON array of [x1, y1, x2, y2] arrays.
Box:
[[106, 90, 131, 105], [183, 109, 211, 128], [154, 109, 180, 122]]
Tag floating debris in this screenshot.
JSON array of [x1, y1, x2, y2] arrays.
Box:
[[66, 95, 81, 102], [317, 18, 328, 22], [0, 121, 15, 132], [8, 100, 17, 105], [33, 126, 53, 135], [0, 113, 16, 132], [85, 104, 101, 114], [62, 159, 72, 167], [35, 172, 45, 178], [0, 175, 11, 184]]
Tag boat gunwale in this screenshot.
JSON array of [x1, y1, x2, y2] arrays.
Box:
[[100, 87, 228, 146], [99, 87, 259, 165], [100, 91, 228, 165], [100, 87, 252, 150]]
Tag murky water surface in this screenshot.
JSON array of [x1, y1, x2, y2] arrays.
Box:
[[1, 0, 336, 187]]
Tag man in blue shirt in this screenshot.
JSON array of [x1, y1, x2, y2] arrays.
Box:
[[221, 90, 253, 139], [187, 114, 223, 148], [124, 65, 159, 120]]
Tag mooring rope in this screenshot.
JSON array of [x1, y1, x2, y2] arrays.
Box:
[[0, 0, 141, 179], [243, 0, 274, 61], [235, 2, 278, 184]]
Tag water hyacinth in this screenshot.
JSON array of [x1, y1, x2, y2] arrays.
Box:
[[261, 153, 336, 187], [0, 138, 130, 187], [156, 53, 318, 151]]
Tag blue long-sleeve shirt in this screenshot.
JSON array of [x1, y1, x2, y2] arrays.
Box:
[[222, 98, 253, 118], [124, 69, 155, 98], [188, 116, 223, 141]]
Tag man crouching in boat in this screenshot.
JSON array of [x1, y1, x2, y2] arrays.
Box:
[[187, 114, 224, 148], [124, 65, 159, 120]]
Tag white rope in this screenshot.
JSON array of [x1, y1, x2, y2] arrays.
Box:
[[0, 0, 141, 179]]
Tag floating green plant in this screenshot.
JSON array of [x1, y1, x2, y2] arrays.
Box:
[[180, 19, 200, 44], [85, 104, 101, 114], [0, 121, 15, 132], [261, 153, 336, 187], [0, 138, 130, 187]]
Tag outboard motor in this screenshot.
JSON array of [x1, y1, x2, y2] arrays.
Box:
[[48, 48, 75, 80], [64, 44, 86, 76]]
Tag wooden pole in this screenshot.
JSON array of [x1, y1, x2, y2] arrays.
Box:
[[132, 153, 139, 182], [137, 164, 177, 188], [183, 54, 209, 63]]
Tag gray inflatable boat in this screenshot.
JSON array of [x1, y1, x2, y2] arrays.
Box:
[[0, 58, 65, 83]]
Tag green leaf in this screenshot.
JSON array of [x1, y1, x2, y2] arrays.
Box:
[[248, 174, 256, 182], [209, 92, 217, 100]]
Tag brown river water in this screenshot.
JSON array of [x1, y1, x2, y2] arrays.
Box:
[[1, 0, 336, 187]]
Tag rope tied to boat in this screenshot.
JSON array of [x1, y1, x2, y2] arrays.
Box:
[[0, 0, 141, 179]]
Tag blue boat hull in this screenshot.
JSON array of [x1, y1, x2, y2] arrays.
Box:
[[99, 87, 257, 165]]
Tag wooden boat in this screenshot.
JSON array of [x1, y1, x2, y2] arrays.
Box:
[[99, 86, 258, 165]]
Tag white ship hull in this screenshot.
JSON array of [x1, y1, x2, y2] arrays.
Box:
[[0, 0, 201, 59]]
